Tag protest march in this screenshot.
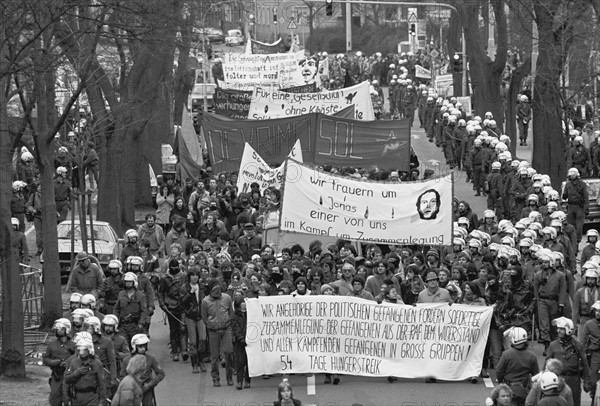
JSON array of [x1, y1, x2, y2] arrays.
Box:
[[14, 22, 599, 406]]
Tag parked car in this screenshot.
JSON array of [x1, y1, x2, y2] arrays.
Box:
[[41, 221, 123, 277], [161, 143, 177, 176], [225, 29, 245, 46]]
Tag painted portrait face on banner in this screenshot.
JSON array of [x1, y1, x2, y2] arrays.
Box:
[[299, 57, 318, 84], [416, 188, 441, 220]]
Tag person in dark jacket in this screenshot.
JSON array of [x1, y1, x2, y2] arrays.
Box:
[[180, 267, 207, 373], [496, 327, 540, 406], [157, 260, 188, 362], [546, 317, 591, 406], [43, 318, 75, 406], [562, 168, 589, 244], [231, 298, 250, 389]]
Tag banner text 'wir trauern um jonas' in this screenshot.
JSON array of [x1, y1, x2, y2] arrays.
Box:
[[280, 160, 453, 245], [246, 296, 493, 380]]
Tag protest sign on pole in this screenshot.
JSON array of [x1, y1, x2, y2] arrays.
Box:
[[456, 96, 472, 117], [415, 65, 431, 79], [434, 74, 454, 97], [222, 51, 306, 88], [248, 38, 287, 54], [237, 140, 303, 194], [279, 160, 452, 245], [213, 88, 252, 119], [246, 296, 492, 380], [248, 81, 374, 121]]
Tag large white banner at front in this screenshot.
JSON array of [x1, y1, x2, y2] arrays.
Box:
[[279, 160, 453, 245], [246, 296, 493, 379], [247, 81, 374, 121], [222, 51, 306, 88], [237, 140, 303, 194]]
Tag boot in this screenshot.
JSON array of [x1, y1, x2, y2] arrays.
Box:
[[191, 354, 199, 373], [196, 347, 206, 372]]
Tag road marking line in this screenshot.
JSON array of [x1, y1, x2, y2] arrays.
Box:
[[307, 374, 316, 395], [484, 377, 494, 388]]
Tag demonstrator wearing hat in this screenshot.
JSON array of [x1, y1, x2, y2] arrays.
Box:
[[66, 251, 105, 299], [417, 270, 452, 304]]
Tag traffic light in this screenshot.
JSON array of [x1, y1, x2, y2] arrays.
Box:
[[452, 54, 463, 73], [409, 24, 416, 37], [249, 13, 255, 25], [273, 7, 278, 23], [326, 0, 333, 16]]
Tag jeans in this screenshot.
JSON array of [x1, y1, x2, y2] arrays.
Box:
[[208, 329, 233, 381]]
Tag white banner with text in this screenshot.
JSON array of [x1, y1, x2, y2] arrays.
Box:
[[247, 81, 374, 121], [222, 51, 306, 88], [246, 296, 493, 380], [237, 140, 303, 194], [280, 160, 453, 245]]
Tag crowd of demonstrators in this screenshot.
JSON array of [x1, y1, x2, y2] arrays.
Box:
[[35, 47, 600, 405]]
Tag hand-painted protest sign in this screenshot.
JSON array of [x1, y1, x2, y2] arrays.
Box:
[[216, 81, 317, 94], [456, 96, 472, 118], [237, 140, 303, 194], [222, 51, 307, 88], [280, 160, 452, 245], [434, 74, 454, 97], [202, 111, 408, 172], [248, 81, 374, 121], [415, 65, 431, 79], [213, 88, 252, 119], [246, 296, 492, 379]]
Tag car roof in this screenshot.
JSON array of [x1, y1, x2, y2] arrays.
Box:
[[59, 220, 113, 227]]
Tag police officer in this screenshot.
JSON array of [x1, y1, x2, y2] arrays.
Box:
[[562, 168, 589, 244], [101, 314, 129, 387], [546, 317, 591, 406], [158, 260, 188, 362], [125, 256, 155, 334], [43, 318, 75, 406], [573, 265, 600, 340], [121, 229, 140, 263], [64, 332, 107, 406], [84, 316, 118, 399], [120, 334, 165, 406], [534, 253, 568, 353], [496, 327, 540, 406], [81, 293, 104, 320], [70, 308, 90, 338], [10, 217, 28, 264], [113, 272, 148, 346], [99, 260, 124, 315], [66, 292, 82, 318], [581, 301, 600, 399]]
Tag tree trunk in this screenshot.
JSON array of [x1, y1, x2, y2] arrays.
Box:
[[506, 57, 531, 156], [458, 0, 508, 130], [32, 31, 63, 329], [0, 42, 26, 378], [531, 1, 568, 188], [173, 22, 194, 127]]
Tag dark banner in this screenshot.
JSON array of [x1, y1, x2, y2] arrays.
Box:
[[280, 82, 318, 93], [314, 116, 411, 170], [250, 38, 287, 54], [202, 108, 409, 172], [213, 88, 252, 119]]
